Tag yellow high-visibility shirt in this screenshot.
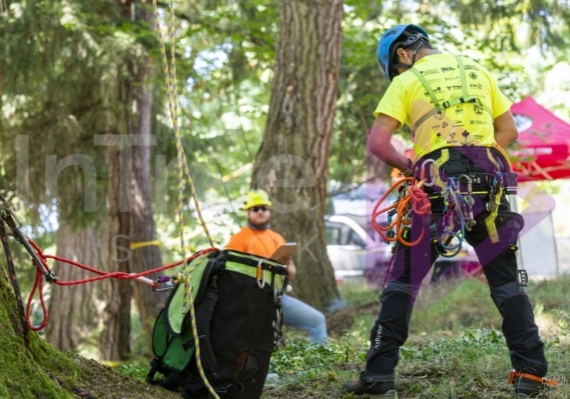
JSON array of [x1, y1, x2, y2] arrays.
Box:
[[374, 53, 512, 160]]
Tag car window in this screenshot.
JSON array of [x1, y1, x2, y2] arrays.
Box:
[[325, 223, 342, 245], [326, 221, 366, 247], [346, 229, 366, 247]]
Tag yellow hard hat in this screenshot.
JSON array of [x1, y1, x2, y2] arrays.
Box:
[[243, 189, 272, 210]]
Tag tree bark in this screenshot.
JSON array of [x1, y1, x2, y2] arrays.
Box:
[[45, 226, 103, 351], [99, 0, 166, 360], [129, 55, 169, 345], [252, 0, 344, 311], [100, 139, 133, 361]]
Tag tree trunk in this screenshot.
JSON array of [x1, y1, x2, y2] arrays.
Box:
[[100, 140, 133, 361], [99, 0, 165, 361], [45, 226, 103, 351], [252, 0, 344, 311], [129, 54, 168, 346]]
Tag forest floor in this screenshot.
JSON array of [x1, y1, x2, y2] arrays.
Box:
[[59, 356, 181, 399], [41, 275, 570, 399], [58, 302, 367, 399], [69, 352, 285, 399]]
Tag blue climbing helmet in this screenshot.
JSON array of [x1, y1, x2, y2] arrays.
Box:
[[376, 24, 429, 81]]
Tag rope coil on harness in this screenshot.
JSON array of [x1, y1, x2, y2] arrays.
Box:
[[371, 177, 431, 247], [373, 146, 521, 264]]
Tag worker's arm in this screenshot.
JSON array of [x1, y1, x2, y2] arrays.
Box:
[[493, 110, 519, 149], [368, 114, 413, 172]]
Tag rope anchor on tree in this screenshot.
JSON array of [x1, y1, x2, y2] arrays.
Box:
[[0, 192, 218, 334]]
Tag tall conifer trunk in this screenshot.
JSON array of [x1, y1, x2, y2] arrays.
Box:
[[46, 226, 103, 351], [100, 1, 165, 360], [252, 0, 344, 311]]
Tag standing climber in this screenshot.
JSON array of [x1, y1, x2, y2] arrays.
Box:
[[345, 24, 556, 398]]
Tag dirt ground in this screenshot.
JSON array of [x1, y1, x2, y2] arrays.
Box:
[[64, 303, 373, 399], [61, 357, 181, 399], [326, 300, 379, 336]]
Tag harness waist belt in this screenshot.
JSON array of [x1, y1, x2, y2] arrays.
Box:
[[414, 146, 518, 195]]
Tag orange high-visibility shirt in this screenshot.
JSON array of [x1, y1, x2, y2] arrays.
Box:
[[226, 226, 285, 258]]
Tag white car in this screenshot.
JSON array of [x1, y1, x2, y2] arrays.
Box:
[[325, 214, 481, 286], [325, 214, 392, 284]]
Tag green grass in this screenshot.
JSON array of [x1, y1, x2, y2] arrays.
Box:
[[120, 275, 570, 398], [263, 276, 570, 398]]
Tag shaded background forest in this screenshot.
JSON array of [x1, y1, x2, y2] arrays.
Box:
[[1, 0, 569, 363]]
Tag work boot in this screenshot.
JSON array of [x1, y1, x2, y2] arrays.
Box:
[[345, 372, 397, 398], [509, 370, 557, 398], [512, 377, 544, 398]]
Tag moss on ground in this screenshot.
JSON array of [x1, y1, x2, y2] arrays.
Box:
[[0, 272, 179, 399]]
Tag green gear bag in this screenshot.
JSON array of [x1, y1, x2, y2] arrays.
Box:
[[147, 249, 288, 399]]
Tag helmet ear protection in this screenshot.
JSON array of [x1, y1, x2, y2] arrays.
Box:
[[376, 24, 429, 81]]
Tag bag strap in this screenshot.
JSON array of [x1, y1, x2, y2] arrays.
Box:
[[193, 252, 225, 307], [222, 250, 289, 290], [161, 251, 223, 336]]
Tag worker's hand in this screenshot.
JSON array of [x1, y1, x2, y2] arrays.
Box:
[[279, 256, 296, 280], [279, 255, 291, 264]]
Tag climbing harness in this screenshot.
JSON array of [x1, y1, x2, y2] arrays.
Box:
[[372, 173, 472, 257], [372, 147, 521, 264]]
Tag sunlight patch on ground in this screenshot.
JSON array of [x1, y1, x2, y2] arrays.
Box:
[[534, 309, 570, 343]]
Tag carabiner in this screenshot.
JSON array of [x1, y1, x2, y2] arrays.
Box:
[[256, 259, 266, 289]]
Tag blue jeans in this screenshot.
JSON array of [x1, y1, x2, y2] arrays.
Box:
[[281, 294, 328, 344]]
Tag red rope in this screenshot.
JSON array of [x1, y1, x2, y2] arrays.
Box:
[[24, 239, 218, 331]]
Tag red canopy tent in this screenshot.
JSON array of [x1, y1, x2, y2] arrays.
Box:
[[509, 96, 570, 181], [508, 97, 567, 276]]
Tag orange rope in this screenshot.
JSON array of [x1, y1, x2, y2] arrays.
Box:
[[371, 177, 431, 247]]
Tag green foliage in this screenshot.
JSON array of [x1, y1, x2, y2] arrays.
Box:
[[270, 341, 342, 380], [118, 362, 150, 380]]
